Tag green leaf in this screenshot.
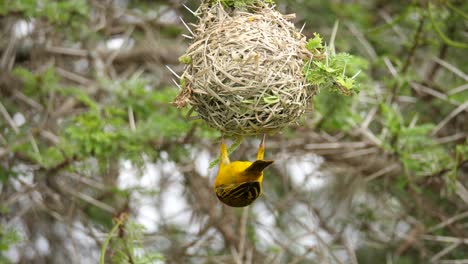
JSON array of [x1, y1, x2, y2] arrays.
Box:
[[313, 61, 336, 73], [336, 76, 355, 90], [306, 33, 324, 50], [178, 55, 192, 64], [263, 95, 280, 104], [0, 226, 22, 252]]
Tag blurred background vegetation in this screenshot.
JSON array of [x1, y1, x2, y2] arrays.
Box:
[[0, 0, 467, 263]]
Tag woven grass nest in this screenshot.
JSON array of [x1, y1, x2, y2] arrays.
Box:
[[174, 2, 316, 136]]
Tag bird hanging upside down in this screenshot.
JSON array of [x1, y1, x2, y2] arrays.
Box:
[[214, 135, 274, 207]]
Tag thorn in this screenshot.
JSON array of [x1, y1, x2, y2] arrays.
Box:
[[183, 4, 198, 17], [165, 65, 181, 79], [306, 59, 312, 70], [330, 20, 339, 56], [179, 16, 195, 36], [325, 46, 329, 67], [342, 61, 347, 77], [171, 78, 181, 89], [351, 70, 362, 80], [182, 34, 193, 39], [300, 23, 306, 34]]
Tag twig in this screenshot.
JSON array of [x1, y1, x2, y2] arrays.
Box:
[[401, 17, 425, 74], [432, 101, 468, 135], [0, 101, 19, 134], [341, 147, 379, 159], [0, 147, 7, 158], [378, 10, 407, 41], [45, 45, 89, 57], [13, 90, 44, 110], [238, 207, 249, 263], [0, 33, 17, 71], [410, 82, 465, 109], [66, 172, 109, 191], [342, 236, 358, 264], [455, 181, 468, 205], [61, 184, 116, 214], [421, 235, 468, 244], [28, 134, 42, 163], [305, 141, 368, 150], [383, 57, 398, 78], [438, 259, 468, 264], [429, 211, 468, 232], [358, 127, 383, 146], [39, 130, 60, 145], [432, 57, 468, 82], [448, 83, 468, 96], [365, 163, 400, 182], [435, 133, 467, 144], [128, 106, 136, 131], [346, 23, 377, 61], [287, 246, 316, 264], [361, 106, 378, 129], [426, 29, 449, 82], [430, 242, 461, 263], [56, 67, 93, 85], [396, 225, 423, 256], [230, 246, 242, 264]]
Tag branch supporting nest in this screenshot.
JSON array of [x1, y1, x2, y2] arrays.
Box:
[[175, 3, 316, 135]]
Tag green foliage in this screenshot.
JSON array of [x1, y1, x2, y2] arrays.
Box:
[[0, 167, 16, 184], [60, 86, 99, 110], [455, 143, 468, 160], [305, 33, 368, 95], [0, 0, 38, 17], [0, 226, 22, 258], [399, 127, 450, 177], [313, 89, 361, 132], [178, 55, 193, 64], [209, 136, 243, 168], [64, 110, 123, 157], [101, 216, 164, 264], [12, 66, 61, 99], [9, 67, 216, 170], [0, 0, 88, 24], [299, 32, 369, 140], [355, 204, 376, 223], [380, 104, 452, 178], [84, 206, 115, 229], [447, 143, 468, 191], [428, 2, 468, 49], [305, 33, 323, 50]]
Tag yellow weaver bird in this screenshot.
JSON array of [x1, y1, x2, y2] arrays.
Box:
[[214, 135, 274, 207]]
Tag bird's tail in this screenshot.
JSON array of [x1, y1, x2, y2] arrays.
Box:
[[245, 160, 274, 174]]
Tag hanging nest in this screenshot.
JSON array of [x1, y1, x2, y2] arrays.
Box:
[[174, 2, 316, 136]]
